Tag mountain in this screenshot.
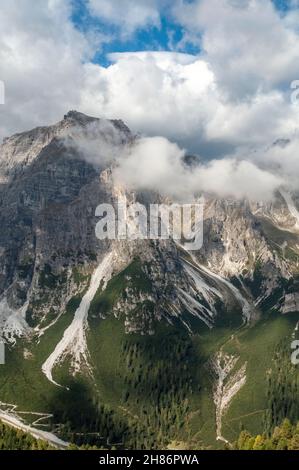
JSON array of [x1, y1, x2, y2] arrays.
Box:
[[0, 111, 298, 450]]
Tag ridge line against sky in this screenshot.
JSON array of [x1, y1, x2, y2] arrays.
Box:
[[1, 0, 299, 144], [1, 0, 299, 200]]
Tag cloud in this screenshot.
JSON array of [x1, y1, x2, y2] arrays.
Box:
[[77, 1, 299, 154], [87, 0, 164, 36], [80, 51, 216, 149], [114, 136, 188, 198], [79, 49, 299, 154], [173, 0, 299, 98], [192, 158, 283, 201], [63, 118, 131, 167], [112, 136, 283, 201], [1, 0, 299, 202], [0, 0, 108, 139], [250, 134, 299, 191], [2, 0, 299, 157], [68, 124, 284, 201]]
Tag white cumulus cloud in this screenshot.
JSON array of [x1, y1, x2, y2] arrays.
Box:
[[87, 0, 165, 36], [1, 0, 299, 201]]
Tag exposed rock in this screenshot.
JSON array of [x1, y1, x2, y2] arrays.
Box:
[[281, 293, 299, 314], [0, 111, 299, 345]]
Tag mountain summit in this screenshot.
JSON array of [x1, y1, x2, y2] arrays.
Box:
[[0, 114, 298, 449]]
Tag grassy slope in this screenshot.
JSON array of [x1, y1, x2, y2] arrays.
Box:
[[86, 259, 299, 448], [86, 301, 299, 448], [0, 257, 298, 449], [0, 294, 82, 416], [222, 312, 299, 441]]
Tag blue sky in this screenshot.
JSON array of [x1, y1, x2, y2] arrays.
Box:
[[1, 0, 299, 185], [70, 0, 294, 66], [273, 0, 294, 11], [71, 0, 200, 66]]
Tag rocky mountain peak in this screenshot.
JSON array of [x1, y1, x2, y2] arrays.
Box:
[[62, 110, 132, 137], [63, 110, 99, 125], [0, 111, 132, 183]]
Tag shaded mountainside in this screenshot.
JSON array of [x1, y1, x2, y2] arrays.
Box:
[[0, 112, 299, 449]]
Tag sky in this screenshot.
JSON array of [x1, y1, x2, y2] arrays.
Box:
[[1, 0, 299, 200]]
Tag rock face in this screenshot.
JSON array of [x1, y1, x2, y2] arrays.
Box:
[[0, 111, 299, 344], [0, 112, 133, 339], [281, 293, 299, 314], [1, 112, 299, 451]]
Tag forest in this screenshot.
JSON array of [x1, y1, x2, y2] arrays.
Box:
[[234, 419, 299, 450], [0, 421, 53, 450]]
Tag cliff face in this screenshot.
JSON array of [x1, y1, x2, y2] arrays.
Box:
[[1, 112, 299, 450], [0, 112, 127, 338], [0, 111, 298, 345]]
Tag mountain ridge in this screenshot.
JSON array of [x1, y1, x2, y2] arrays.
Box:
[[0, 112, 298, 449]]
